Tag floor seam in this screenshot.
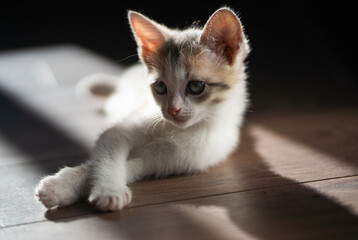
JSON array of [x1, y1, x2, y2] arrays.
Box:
[[2, 173, 357, 229]]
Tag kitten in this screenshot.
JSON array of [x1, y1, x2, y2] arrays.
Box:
[[35, 7, 250, 212]]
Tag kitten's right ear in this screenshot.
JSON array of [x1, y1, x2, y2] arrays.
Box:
[[128, 11, 167, 69]]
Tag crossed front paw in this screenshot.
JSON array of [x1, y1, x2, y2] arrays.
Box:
[[88, 186, 132, 212]]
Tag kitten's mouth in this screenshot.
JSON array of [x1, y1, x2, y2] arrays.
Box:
[[168, 115, 190, 126], [163, 111, 193, 127], [173, 117, 187, 123]]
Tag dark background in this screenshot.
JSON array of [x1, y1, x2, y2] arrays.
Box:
[[1, 1, 357, 110]]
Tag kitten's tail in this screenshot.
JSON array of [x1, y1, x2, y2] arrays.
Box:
[[76, 73, 118, 99]]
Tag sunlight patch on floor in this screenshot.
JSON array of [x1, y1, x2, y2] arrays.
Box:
[[251, 124, 357, 182]]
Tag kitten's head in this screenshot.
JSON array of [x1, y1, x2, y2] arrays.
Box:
[[129, 8, 250, 128]]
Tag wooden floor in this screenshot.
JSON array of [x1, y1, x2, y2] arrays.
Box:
[[0, 46, 358, 240]]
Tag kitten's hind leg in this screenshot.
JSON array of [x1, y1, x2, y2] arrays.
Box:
[[35, 162, 90, 209]]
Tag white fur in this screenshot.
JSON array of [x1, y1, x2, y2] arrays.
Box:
[[35, 163, 90, 208], [35, 7, 249, 211]]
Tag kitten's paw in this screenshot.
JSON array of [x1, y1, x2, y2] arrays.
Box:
[[88, 186, 132, 212], [35, 175, 78, 209]]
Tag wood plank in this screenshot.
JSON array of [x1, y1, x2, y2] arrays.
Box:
[[2, 176, 358, 240], [0, 156, 94, 227], [305, 176, 358, 215]]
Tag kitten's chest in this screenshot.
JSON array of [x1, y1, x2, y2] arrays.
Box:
[[174, 123, 239, 170], [130, 120, 239, 174]]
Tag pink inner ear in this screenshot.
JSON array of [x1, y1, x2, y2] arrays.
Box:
[[129, 12, 164, 67], [133, 22, 163, 52], [200, 8, 243, 65]]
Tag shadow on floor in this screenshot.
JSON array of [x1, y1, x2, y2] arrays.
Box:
[[249, 109, 358, 170], [221, 125, 358, 239], [0, 87, 89, 171]]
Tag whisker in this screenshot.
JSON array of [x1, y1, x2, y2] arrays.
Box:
[[161, 119, 168, 133], [151, 119, 162, 134], [170, 130, 176, 140], [115, 53, 139, 63], [144, 115, 162, 135]]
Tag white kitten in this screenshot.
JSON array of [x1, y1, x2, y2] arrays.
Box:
[[35, 7, 250, 212]]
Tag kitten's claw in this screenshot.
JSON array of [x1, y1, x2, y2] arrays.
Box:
[[89, 186, 132, 212]]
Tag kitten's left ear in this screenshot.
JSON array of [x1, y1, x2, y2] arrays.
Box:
[[128, 11, 169, 69], [201, 8, 246, 65]]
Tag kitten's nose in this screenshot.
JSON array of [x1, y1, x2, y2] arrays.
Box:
[[167, 107, 181, 117]]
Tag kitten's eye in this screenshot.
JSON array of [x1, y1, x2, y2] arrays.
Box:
[[154, 81, 167, 94], [186, 80, 206, 95]]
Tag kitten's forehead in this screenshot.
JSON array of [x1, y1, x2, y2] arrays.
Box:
[[156, 34, 228, 78], [155, 31, 202, 76]]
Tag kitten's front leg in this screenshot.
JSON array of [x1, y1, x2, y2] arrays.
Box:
[[88, 158, 147, 211], [88, 152, 132, 212], [88, 126, 142, 212]]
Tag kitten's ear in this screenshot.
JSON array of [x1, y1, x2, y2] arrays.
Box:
[[200, 8, 244, 65], [128, 11, 167, 69]]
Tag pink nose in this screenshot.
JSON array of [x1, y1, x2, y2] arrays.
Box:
[[167, 107, 181, 117]]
